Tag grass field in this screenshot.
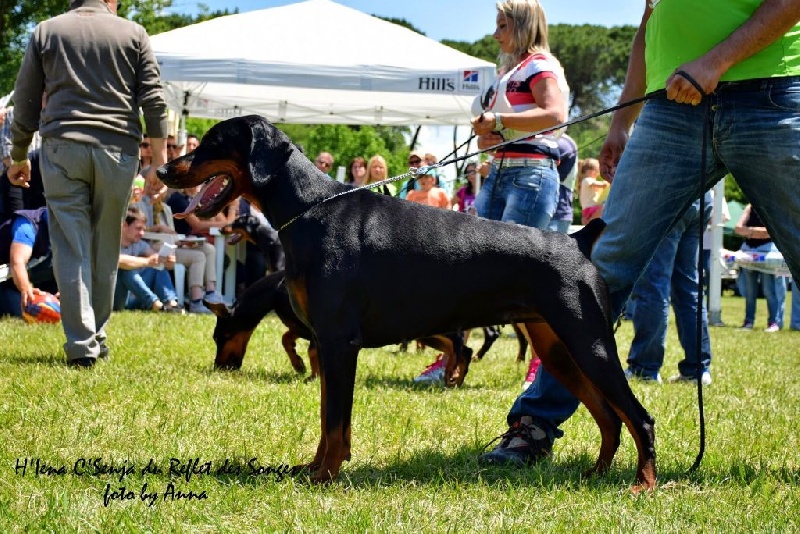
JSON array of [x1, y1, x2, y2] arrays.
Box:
[[0, 294, 798, 532]]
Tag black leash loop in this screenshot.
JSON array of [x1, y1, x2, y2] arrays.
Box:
[[675, 70, 707, 98]]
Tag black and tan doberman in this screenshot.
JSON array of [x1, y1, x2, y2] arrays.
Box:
[[158, 115, 656, 491]]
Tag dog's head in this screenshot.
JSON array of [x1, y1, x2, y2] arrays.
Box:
[[206, 300, 251, 370], [157, 115, 294, 219], [225, 215, 261, 245]]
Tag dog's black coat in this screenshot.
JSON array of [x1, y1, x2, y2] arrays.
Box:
[[157, 115, 656, 490]]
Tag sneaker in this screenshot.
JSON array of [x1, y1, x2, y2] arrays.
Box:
[[668, 371, 712, 386], [163, 303, 186, 315], [765, 323, 780, 333], [522, 357, 541, 390], [624, 368, 662, 384], [413, 354, 445, 384], [739, 321, 754, 330], [188, 301, 213, 314], [479, 416, 553, 466], [203, 291, 225, 305]]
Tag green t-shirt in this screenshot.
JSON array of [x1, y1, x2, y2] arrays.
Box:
[[645, 0, 800, 93]]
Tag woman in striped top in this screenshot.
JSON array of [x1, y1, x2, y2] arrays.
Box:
[[471, 0, 570, 230]]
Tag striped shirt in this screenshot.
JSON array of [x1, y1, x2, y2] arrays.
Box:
[[487, 52, 570, 161]]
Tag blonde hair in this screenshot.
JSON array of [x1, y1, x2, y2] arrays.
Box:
[[365, 155, 388, 184], [496, 0, 550, 72], [581, 158, 600, 174]]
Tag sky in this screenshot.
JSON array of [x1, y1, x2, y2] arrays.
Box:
[[172, 0, 644, 42]]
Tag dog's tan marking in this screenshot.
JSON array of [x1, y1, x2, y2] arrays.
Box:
[[215, 330, 253, 369]]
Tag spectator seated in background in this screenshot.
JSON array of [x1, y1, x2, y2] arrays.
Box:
[[314, 151, 334, 178], [452, 161, 480, 214], [166, 185, 233, 312], [2, 105, 45, 223], [363, 155, 396, 196], [406, 171, 450, 209], [399, 150, 444, 199], [0, 206, 57, 318], [115, 206, 183, 313], [133, 178, 221, 314], [1, 150, 46, 225], [230, 198, 285, 295]]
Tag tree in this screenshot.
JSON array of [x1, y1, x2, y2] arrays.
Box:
[[0, 0, 69, 95], [0, 0, 238, 96]]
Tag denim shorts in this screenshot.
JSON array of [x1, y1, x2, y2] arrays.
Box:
[[474, 160, 558, 229]]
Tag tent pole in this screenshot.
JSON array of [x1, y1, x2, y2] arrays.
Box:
[[708, 177, 726, 326]]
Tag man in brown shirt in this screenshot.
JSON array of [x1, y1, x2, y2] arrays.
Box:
[[7, 0, 169, 367]]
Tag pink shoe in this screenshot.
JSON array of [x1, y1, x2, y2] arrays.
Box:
[[413, 354, 445, 384], [522, 357, 541, 390]]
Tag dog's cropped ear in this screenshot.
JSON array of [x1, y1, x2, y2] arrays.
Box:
[[247, 116, 294, 181], [205, 300, 232, 318]]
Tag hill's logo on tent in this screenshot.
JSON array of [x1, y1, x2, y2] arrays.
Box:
[[461, 70, 481, 91], [418, 77, 456, 92]]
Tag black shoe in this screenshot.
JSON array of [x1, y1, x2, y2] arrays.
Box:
[[99, 345, 110, 359], [479, 416, 553, 466], [67, 357, 96, 368]]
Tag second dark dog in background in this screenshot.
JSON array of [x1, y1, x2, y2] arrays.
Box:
[[205, 270, 472, 385]]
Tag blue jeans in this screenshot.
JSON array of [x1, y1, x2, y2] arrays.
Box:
[[739, 242, 786, 327], [548, 219, 572, 233], [475, 162, 558, 229], [627, 195, 712, 379], [508, 78, 800, 440], [791, 279, 800, 330], [114, 267, 178, 311]]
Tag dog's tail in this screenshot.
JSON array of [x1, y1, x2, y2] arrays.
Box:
[[569, 218, 606, 259]]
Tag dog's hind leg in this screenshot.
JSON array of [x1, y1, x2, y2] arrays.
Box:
[[307, 342, 320, 380], [417, 332, 469, 387], [281, 330, 307, 374], [511, 323, 529, 362], [518, 321, 624, 478], [553, 320, 657, 491]]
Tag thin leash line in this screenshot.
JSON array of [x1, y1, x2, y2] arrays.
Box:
[[437, 89, 667, 170], [689, 86, 710, 475], [278, 89, 667, 232]]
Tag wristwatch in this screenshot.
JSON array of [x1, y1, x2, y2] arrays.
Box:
[[494, 113, 504, 131]]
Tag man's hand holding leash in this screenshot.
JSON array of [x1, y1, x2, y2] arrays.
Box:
[[7, 158, 31, 188]]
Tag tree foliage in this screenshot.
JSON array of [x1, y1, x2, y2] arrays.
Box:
[[0, 1, 237, 95], [0, 0, 69, 95]]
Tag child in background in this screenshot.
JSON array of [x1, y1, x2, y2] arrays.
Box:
[[579, 158, 609, 224], [453, 161, 479, 214], [406, 173, 450, 209]]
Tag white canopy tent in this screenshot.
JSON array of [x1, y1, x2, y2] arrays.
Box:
[[149, 0, 496, 126]]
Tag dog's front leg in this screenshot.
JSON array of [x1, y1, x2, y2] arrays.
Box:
[[307, 344, 358, 483], [281, 331, 307, 374]]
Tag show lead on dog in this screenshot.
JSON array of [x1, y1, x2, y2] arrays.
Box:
[[7, 0, 169, 367], [482, 0, 800, 467]]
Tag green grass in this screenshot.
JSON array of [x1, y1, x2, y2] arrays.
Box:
[[0, 294, 798, 532]]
